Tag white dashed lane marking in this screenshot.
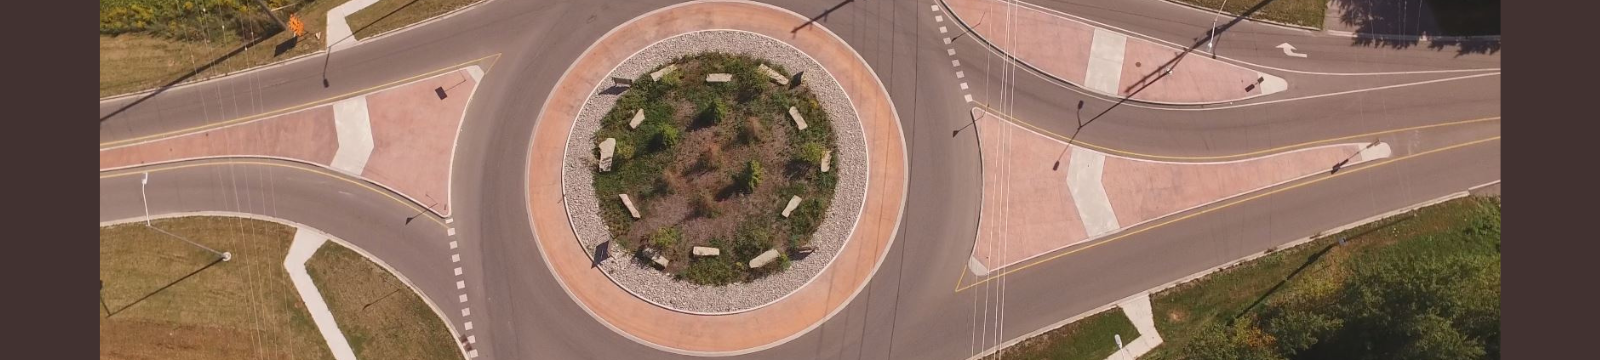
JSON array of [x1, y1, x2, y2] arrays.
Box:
[[452, 254, 461, 263], [933, 6, 974, 105], [957, 71, 965, 78], [449, 241, 458, 249], [952, 59, 960, 67], [936, 15, 944, 22], [454, 267, 463, 276], [462, 308, 472, 316], [459, 294, 468, 303], [457, 280, 466, 289], [939, 26, 948, 33], [447, 228, 457, 236], [465, 321, 474, 330], [947, 48, 956, 56], [961, 83, 969, 90]]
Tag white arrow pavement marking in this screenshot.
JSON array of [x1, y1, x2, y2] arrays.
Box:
[[1276, 43, 1308, 58]]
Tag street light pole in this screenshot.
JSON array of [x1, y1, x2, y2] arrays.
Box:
[[1208, 0, 1231, 59]]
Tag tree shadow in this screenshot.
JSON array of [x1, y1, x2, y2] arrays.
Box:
[[106, 257, 225, 318], [1227, 214, 1414, 324], [1332, 0, 1500, 56]]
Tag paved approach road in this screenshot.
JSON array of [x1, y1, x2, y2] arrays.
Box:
[[99, 0, 1500, 359]]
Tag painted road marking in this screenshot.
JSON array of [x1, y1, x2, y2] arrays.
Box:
[[965, 94, 974, 102], [956, 70, 965, 78], [468, 335, 476, 344], [940, 26, 948, 33], [1066, 148, 1120, 237], [960, 83, 969, 90], [944, 37, 952, 44], [457, 280, 466, 289], [461, 308, 471, 316], [452, 254, 461, 263], [448, 228, 457, 236], [445, 218, 454, 224], [932, 4, 939, 11], [464, 321, 474, 330], [454, 267, 463, 276], [952, 59, 961, 67], [469, 350, 479, 358], [936, 15, 944, 22], [450, 240, 458, 249], [330, 96, 375, 176], [955, 135, 1502, 292], [459, 294, 468, 303], [948, 48, 956, 56]]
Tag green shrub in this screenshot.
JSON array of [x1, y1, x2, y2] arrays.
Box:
[[680, 255, 742, 286], [731, 222, 773, 261], [615, 141, 636, 160], [796, 142, 827, 166], [650, 227, 681, 250], [733, 160, 763, 194], [739, 117, 768, 145], [692, 191, 720, 218], [653, 122, 681, 150], [698, 144, 723, 171], [699, 99, 730, 126], [657, 168, 684, 195], [100, 0, 292, 42]]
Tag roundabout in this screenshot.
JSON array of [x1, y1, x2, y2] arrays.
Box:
[[525, 0, 907, 355]]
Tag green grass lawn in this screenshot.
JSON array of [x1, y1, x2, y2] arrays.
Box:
[[985, 307, 1141, 360], [1166, 0, 1327, 29], [1143, 196, 1501, 360], [99, 217, 331, 360], [348, 0, 486, 40], [306, 242, 461, 360]]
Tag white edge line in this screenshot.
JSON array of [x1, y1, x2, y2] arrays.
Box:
[[100, 155, 453, 218], [100, 212, 472, 360]]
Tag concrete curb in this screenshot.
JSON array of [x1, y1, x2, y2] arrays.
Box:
[[936, 0, 1284, 107], [967, 180, 1496, 359], [100, 212, 470, 360]]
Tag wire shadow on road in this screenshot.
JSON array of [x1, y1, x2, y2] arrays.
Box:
[[792, 0, 857, 34], [100, 27, 285, 123]]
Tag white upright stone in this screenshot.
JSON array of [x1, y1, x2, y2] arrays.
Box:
[[758, 64, 789, 85], [787, 106, 809, 131], [706, 73, 733, 82], [629, 109, 645, 129], [620, 194, 640, 219], [597, 138, 617, 172], [782, 196, 802, 217], [692, 246, 721, 257], [749, 249, 781, 268], [820, 150, 832, 173], [650, 64, 678, 81]]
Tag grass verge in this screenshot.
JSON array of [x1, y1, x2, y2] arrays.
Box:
[[985, 307, 1142, 360], [1143, 196, 1501, 360], [348, 0, 486, 40], [305, 242, 461, 360], [1165, 0, 1327, 29], [99, 216, 331, 360]]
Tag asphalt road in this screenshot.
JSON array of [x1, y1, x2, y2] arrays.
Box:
[[97, 0, 1502, 359]]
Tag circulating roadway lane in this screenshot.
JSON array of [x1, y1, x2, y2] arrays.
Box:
[[98, 0, 1501, 359]]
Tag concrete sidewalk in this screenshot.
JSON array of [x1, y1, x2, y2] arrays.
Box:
[[98, 66, 484, 217], [943, 0, 1285, 105]]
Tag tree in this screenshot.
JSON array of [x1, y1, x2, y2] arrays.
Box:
[[1182, 322, 1284, 360]]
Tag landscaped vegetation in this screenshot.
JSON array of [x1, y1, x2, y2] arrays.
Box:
[[1144, 196, 1501, 360], [983, 307, 1142, 360], [591, 52, 839, 286], [306, 242, 460, 360]]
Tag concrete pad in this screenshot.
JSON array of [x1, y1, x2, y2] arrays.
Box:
[[749, 249, 781, 268], [973, 113, 1087, 271], [968, 256, 990, 277], [597, 138, 616, 172], [1085, 28, 1128, 96], [758, 64, 788, 85], [782, 196, 802, 217], [650, 64, 677, 81], [326, 0, 383, 52], [1358, 143, 1392, 162], [1107, 293, 1163, 360], [706, 73, 733, 82], [620, 194, 640, 219], [331, 96, 375, 176], [629, 109, 646, 129], [787, 106, 809, 130], [1258, 72, 1288, 95], [284, 227, 358, 360], [692, 246, 721, 257], [1067, 147, 1120, 237]]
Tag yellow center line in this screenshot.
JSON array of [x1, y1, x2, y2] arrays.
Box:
[[973, 102, 1500, 161], [954, 135, 1501, 292], [100, 53, 502, 149], [100, 159, 448, 228]]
